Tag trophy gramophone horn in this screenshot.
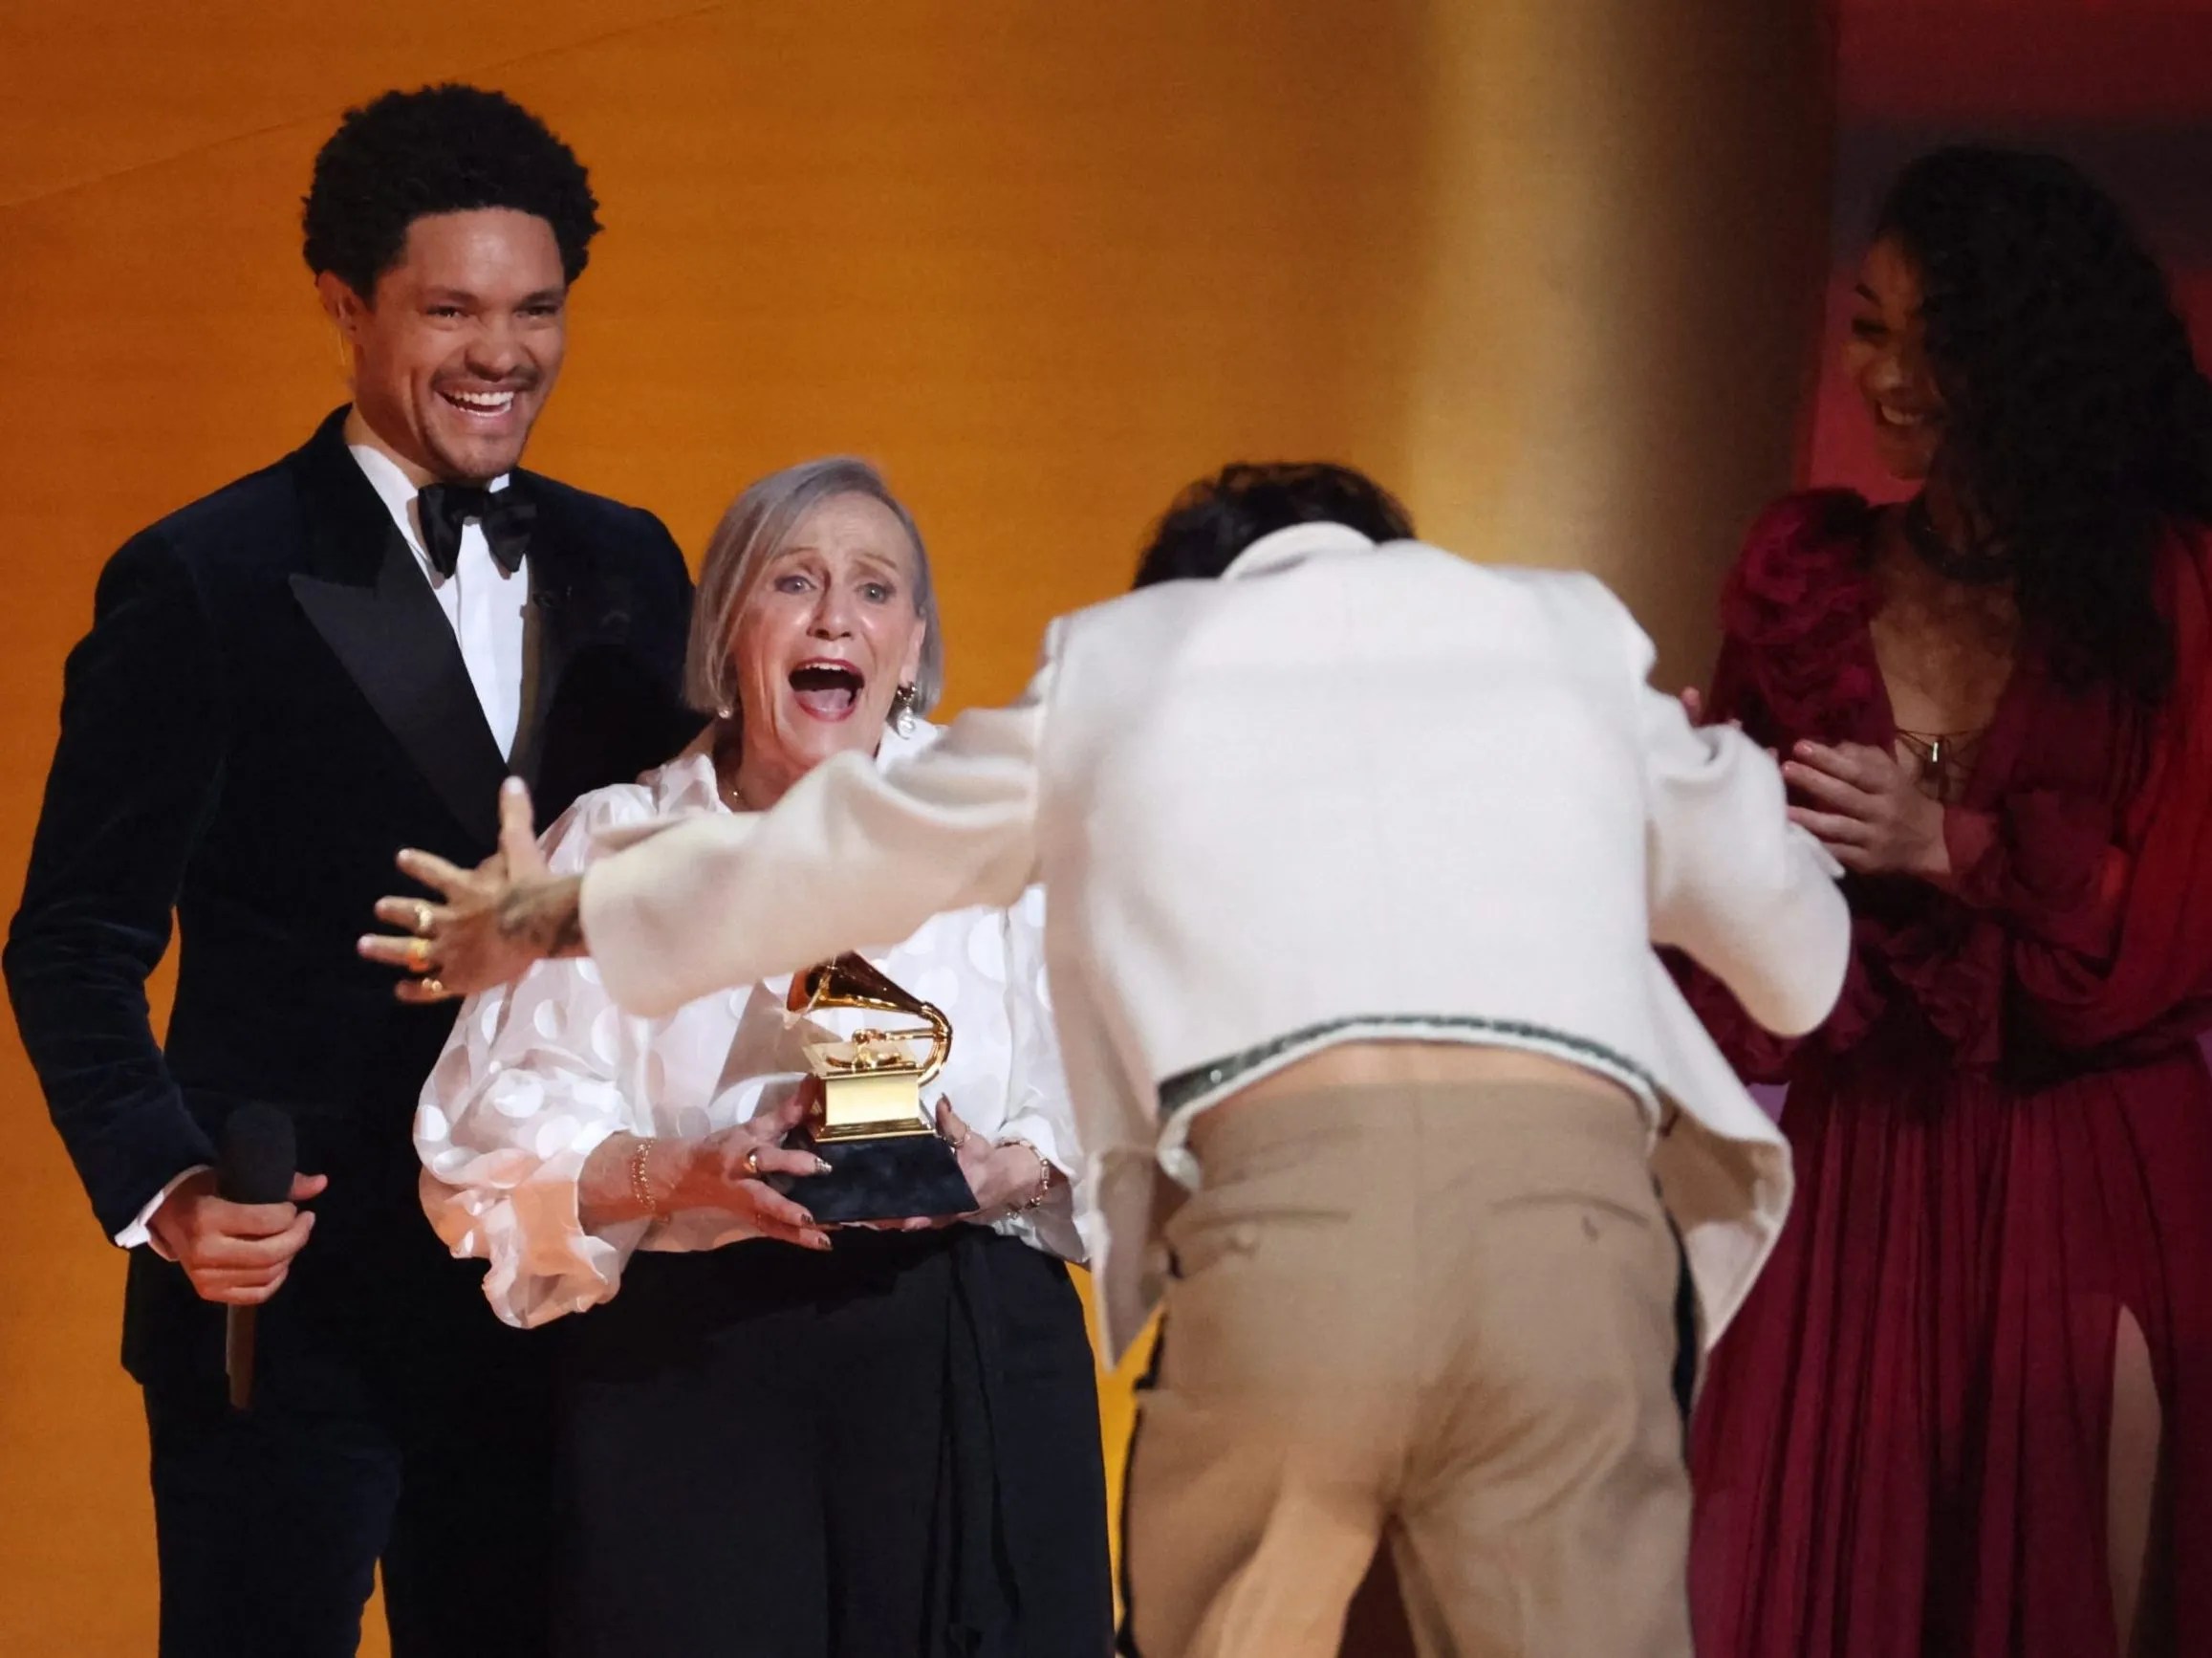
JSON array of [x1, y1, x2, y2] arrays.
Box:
[[787, 953, 951, 1095], [767, 953, 976, 1224]]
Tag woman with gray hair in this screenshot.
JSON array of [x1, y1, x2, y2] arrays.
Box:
[[412, 458, 1109, 1656]]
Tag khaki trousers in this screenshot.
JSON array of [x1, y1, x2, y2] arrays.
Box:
[[1120, 1082, 1692, 1658]]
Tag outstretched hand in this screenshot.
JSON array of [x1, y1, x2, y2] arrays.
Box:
[[358, 776, 586, 1002]]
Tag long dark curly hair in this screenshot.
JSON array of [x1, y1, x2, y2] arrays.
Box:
[[1876, 145, 2212, 701]]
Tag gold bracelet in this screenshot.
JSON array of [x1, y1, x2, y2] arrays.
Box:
[[628, 1137, 662, 1219], [1003, 1137, 1053, 1212]]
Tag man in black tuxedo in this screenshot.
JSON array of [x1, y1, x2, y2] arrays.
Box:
[[5, 85, 696, 1657]]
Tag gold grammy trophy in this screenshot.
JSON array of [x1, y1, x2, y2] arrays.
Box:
[[769, 953, 977, 1223]]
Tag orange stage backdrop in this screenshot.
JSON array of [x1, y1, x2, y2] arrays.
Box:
[[0, 2, 1832, 1649]]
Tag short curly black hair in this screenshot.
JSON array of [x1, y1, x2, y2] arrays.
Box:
[[1877, 145, 2212, 701], [303, 84, 601, 298], [1133, 463, 1416, 588]]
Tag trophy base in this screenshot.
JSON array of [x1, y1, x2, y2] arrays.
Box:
[[770, 1128, 977, 1224]]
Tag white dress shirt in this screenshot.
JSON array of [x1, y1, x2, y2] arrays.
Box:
[[116, 425, 532, 1250], [572, 523, 1851, 1362], [415, 724, 1084, 1329], [347, 435, 531, 759]]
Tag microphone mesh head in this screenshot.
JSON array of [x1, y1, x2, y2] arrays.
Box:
[[217, 1104, 297, 1205]]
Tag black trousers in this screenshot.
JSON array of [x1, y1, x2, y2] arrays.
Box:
[[554, 1226, 1113, 1658], [141, 1262, 555, 1658]]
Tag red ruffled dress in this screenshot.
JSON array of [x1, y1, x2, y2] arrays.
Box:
[[1682, 491, 2212, 1658]]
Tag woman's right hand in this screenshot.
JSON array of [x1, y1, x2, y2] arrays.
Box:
[[583, 1090, 834, 1250], [662, 1092, 834, 1251]]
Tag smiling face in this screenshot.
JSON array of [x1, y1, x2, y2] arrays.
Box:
[[318, 207, 568, 485], [1845, 234, 1946, 482], [728, 492, 928, 791]]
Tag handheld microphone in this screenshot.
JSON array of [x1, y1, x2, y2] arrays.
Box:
[[217, 1104, 296, 1412]]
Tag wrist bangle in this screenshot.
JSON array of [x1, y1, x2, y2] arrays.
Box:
[[1002, 1137, 1053, 1212], [628, 1137, 662, 1219]]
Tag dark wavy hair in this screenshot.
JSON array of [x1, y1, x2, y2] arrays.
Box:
[[302, 84, 601, 298], [1132, 462, 1415, 587], [1877, 145, 2212, 701]]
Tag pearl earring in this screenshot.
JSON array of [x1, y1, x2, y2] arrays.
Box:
[[892, 684, 918, 736]]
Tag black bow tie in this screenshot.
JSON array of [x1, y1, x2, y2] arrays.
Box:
[[416, 481, 534, 578]]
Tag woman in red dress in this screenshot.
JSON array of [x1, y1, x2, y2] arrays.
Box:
[[1683, 146, 2212, 1658]]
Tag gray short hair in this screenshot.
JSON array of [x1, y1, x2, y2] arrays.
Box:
[[683, 456, 943, 724]]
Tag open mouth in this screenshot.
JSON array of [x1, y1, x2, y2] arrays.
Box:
[[789, 660, 865, 720], [1875, 402, 1938, 432], [439, 385, 522, 423]]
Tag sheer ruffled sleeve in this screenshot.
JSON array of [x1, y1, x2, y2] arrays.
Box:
[[984, 885, 1087, 1264], [1675, 493, 2011, 1070], [1672, 492, 1896, 1079], [1945, 529, 2212, 1057], [1707, 492, 1891, 753], [1942, 792, 2128, 957], [1681, 505, 2212, 1078], [414, 787, 662, 1328], [1688, 494, 2028, 1070]]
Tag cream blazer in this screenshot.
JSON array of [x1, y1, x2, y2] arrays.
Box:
[[579, 524, 1851, 1362]]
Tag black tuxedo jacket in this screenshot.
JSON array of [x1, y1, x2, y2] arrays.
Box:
[[6, 408, 698, 1385]]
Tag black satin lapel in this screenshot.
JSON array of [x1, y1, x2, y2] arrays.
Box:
[[513, 497, 638, 785], [290, 537, 509, 847], [289, 407, 394, 588]]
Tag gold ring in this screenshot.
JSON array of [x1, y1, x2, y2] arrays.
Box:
[[743, 1148, 762, 1178], [408, 937, 435, 972], [420, 975, 447, 999], [414, 902, 435, 936]]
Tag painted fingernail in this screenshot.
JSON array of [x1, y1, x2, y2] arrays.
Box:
[[813, 1158, 833, 1174]]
